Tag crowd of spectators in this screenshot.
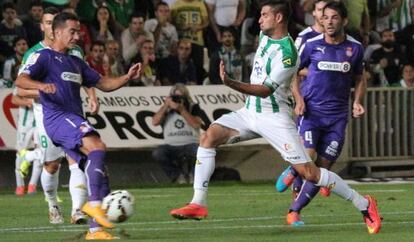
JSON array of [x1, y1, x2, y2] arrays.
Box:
[[0, 0, 413, 88]]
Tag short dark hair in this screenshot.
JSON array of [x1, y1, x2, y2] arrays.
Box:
[[156, 1, 169, 10], [30, 0, 43, 9], [220, 27, 236, 38], [12, 36, 27, 47], [312, 0, 330, 11], [323, 1, 348, 19], [260, 0, 291, 22], [129, 12, 145, 23], [43, 6, 59, 16], [2, 2, 16, 12], [90, 40, 106, 51], [52, 12, 79, 32]]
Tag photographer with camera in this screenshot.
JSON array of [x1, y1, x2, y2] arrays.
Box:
[[152, 84, 206, 184]]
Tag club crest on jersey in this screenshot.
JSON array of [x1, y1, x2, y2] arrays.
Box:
[[346, 47, 353, 57], [61, 72, 82, 84], [317, 61, 351, 73]]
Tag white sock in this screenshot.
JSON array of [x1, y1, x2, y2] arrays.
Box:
[[190, 147, 216, 206], [15, 155, 25, 187], [29, 159, 42, 185], [41, 167, 59, 209], [69, 163, 87, 215], [317, 168, 368, 211], [25, 148, 43, 163]]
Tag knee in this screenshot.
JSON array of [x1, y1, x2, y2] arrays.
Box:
[[299, 164, 319, 183], [44, 160, 60, 174], [199, 130, 217, 148]]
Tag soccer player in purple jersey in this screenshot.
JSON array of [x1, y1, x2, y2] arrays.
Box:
[[277, 0, 330, 202], [276, 2, 381, 233], [16, 12, 141, 240], [294, 0, 328, 50]]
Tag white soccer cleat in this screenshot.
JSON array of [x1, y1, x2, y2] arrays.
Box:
[[71, 209, 88, 224], [49, 205, 64, 224]]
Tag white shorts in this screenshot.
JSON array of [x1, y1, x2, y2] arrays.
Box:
[[16, 107, 36, 151], [213, 107, 311, 164], [33, 102, 64, 164]]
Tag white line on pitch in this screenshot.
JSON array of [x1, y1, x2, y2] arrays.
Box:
[[1, 210, 413, 233]]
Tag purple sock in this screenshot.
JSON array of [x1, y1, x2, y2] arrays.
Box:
[[89, 218, 100, 230], [85, 150, 106, 201], [289, 181, 320, 212], [293, 176, 303, 193], [99, 171, 110, 200]]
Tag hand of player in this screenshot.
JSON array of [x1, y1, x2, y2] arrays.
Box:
[[294, 97, 306, 116], [127, 63, 142, 80], [352, 102, 365, 118], [88, 96, 100, 115], [219, 60, 231, 85], [39, 83, 56, 94]]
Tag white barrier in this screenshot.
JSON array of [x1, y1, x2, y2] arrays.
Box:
[[0, 86, 267, 149]]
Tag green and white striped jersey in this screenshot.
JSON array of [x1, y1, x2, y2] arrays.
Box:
[[246, 31, 298, 113]]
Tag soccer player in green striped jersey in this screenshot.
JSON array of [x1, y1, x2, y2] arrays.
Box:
[[170, 0, 381, 234], [15, 7, 97, 225]]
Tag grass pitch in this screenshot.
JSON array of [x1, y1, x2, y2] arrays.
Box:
[[1, 182, 414, 241]]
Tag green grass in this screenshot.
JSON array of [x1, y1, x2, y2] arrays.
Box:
[[1, 182, 414, 241]]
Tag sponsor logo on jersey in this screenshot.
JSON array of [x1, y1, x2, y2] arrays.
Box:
[[317, 61, 351, 73], [54, 56, 63, 63], [346, 47, 353, 57], [61, 72, 82, 84], [254, 61, 263, 76], [26, 53, 40, 65]]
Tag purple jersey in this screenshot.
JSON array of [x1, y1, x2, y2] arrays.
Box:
[[294, 27, 321, 50], [21, 48, 100, 118], [298, 34, 364, 118]]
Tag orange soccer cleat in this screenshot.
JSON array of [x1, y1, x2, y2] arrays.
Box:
[[15, 186, 25, 196], [363, 195, 382, 234], [170, 203, 208, 220], [286, 211, 304, 227], [82, 202, 114, 229]]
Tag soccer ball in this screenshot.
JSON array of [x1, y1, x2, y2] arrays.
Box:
[[102, 190, 135, 223]]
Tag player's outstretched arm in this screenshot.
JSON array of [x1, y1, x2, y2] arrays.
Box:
[[15, 73, 56, 94], [96, 63, 142, 92], [219, 60, 272, 98]]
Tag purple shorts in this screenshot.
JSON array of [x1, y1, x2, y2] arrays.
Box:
[[297, 114, 347, 162], [45, 112, 98, 163]]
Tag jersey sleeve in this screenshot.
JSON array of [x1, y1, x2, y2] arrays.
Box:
[[353, 45, 364, 75], [20, 51, 48, 81], [298, 42, 312, 70], [78, 58, 101, 87]]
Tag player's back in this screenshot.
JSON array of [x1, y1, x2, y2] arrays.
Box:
[[299, 34, 364, 117]]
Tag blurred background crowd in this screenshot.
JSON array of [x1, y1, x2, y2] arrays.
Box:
[[0, 0, 413, 89]]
